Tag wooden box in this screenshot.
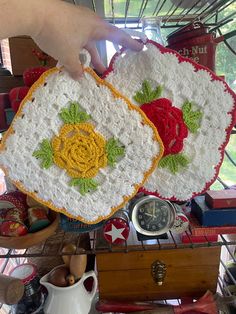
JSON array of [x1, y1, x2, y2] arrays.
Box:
[[96, 245, 221, 301], [1, 37, 57, 76], [205, 189, 236, 209]]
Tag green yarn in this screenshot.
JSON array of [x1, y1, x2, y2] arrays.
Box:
[[33, 139, 53, 169], [59, 101, 91, 124], [105, 138, 125, 167], [69, 178, 98, 195], [159, 153, 189, 174], [134, 80, 162, 104], [182, 101, 203, 133]]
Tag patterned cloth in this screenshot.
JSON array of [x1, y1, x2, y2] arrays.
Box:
[[104, 40, 236, 201], [0, 67, 163, 223]]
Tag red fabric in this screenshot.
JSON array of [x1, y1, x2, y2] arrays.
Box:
[[174, 290, 218, 314], [23, 66, 48, 87], [9, 86, 30, 112], [141, 98, 188, 156]]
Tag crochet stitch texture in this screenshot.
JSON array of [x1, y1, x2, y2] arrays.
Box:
[[0, 68, 163, 223], [105, 40, 236, 201]]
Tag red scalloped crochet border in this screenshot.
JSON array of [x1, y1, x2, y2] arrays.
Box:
[[103, 39, 236, 201]]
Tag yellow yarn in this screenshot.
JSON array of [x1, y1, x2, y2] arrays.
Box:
[[52, 123, 107, 179]]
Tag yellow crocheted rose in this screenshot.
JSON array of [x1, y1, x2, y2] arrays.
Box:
[[52, 123, 107, 178]]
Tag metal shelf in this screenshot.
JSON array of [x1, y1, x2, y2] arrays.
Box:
[[67, 0, 236, 60], [70, 0, 236, 30], [1, 224, 236, 259]]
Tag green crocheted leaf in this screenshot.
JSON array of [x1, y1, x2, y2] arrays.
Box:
[[69, 178, 98, 195], [33, 139, 53, 169], [159, 153, 189, 174], [182, 101, 203, 133], [59, 102, 90, 124], [134, 80, 162, 104], [106, 138, 125, 167]]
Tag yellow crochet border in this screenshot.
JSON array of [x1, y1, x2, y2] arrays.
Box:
[[0, 67, 164, 224]]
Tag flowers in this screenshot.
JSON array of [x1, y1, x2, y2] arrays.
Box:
[[134, 80, 202, 174], [33, 102, 125, 195], [52, 123, 107, 179]]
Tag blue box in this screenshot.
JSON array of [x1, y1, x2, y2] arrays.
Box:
[[191, 195, 236, 227]]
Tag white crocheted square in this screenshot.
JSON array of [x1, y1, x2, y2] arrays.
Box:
[[105, 40, 236, 201], [0, 68, 163, 223]]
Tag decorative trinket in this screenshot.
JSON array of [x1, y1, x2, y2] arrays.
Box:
[[170, 203, 189, 234], [0, 207, 28, 236], [10, 263, 43, 314], [103, 208, 130, 245], [129, 195, 176, 236], [28, 206, 50, 232]]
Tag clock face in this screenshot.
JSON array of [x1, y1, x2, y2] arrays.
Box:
[[137, 200, 170, 231], [131, 196, 176, 236]]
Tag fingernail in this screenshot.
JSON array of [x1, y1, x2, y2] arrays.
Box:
[[70, 71, 84, 81], [137, 42, 144, 50]]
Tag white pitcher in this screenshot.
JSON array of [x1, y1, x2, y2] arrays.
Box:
[[40, 267, 98, 314]]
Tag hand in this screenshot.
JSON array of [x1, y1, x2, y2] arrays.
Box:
[[31, 0, 143, 79]]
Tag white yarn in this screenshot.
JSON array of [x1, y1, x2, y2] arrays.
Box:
[[106, 42, 236, 201], [0, 69, 161, 223]]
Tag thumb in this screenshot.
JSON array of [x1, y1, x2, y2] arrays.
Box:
[[60, 55, 84, 80]]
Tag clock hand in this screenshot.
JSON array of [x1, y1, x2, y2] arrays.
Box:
[[152, 201, 155, 217], [144, 213, 153, 218]]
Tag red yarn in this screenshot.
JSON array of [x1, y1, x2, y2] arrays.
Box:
[[141, 98, 188, 156]]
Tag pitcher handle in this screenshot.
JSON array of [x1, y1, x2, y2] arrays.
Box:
[[81, 270, 98, 302]]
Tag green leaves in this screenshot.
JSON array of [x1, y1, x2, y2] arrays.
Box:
[[159, 153, 189, 174], [133, 80, 162, 104], [105, 138, 125, 167], [33, 139, 53, 169], [69, 178, 98, 195], [182, 101, 203, 133], [59, 102, 90, 124]]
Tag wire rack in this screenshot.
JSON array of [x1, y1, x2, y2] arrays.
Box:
[[0, 224, 236, 259], [68, 0, 236, 72], [72, 0, 236, 28], [0, 228, 236, 313]]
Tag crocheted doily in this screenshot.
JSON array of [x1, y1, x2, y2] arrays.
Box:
[[104, 40, 236, 201], [0, 67, 163, 223]]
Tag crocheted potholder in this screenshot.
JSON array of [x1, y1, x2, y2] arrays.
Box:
[[104, 40, 236, 201], [0, 67, 163, 223]]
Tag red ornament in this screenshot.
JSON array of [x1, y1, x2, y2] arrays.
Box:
[[23, 66, 48, 87], [32, 49, 51, 66], [0, 220, 28, 236], [103, 218, 130, 245], [9, 86, 30, 112], [0, 191, 27, 211], [141, 98, 188, 156]]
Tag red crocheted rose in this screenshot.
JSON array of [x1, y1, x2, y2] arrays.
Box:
[[141, 98, 188, 156], [134, 80, 202, 174]]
